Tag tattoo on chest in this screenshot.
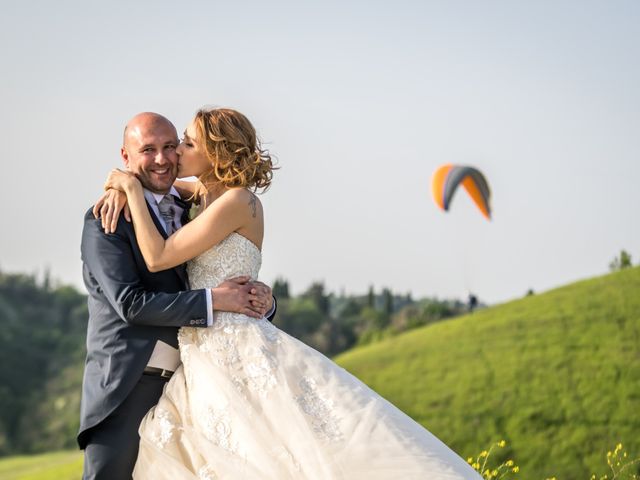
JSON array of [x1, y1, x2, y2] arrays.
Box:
[[248, 194, 257, 218]]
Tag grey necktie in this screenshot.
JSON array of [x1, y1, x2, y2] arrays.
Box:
[[157, 195, 177, 235]]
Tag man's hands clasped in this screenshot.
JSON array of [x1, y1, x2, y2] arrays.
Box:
[[212, 276, 273, 319]]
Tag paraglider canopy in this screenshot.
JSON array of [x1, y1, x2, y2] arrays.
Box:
[[431, 164, 492, 220]]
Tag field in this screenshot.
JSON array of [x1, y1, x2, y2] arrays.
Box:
[[0, 450, 82, 480], [336, 266, 640, 477], [2, 267, 638, 478]]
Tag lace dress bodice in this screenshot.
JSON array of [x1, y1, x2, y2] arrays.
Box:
[[187, 232, 262, 290], [180, 232, 271, 356]]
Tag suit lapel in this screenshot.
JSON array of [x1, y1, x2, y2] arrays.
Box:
[[176, 197, 192, 226]]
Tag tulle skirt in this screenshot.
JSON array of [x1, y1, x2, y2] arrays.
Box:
[[133, 314, 480, 479]]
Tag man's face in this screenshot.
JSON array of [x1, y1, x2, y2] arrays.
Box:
[[121, 119, 179, 194]]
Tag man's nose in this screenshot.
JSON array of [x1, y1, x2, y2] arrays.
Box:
[[154, 151, 169, 164]]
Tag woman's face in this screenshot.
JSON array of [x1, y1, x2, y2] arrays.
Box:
[[176, 119, 211, 178]]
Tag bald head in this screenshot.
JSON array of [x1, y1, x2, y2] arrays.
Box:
[[120, 112, 179, 194], [123, 112, 176, 148]]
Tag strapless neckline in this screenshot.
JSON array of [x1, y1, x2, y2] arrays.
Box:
[[228, 232, 262, 256]]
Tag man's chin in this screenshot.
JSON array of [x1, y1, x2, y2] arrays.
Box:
[[140, 179, 175, 194]]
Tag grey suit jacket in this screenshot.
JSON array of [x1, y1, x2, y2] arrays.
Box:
[[77, 202, 208, 448]]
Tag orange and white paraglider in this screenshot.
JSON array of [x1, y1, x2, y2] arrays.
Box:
[[431, 164, 492, 220]]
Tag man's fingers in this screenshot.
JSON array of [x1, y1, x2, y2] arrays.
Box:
[[250, 304, 267, 313], [242, 308, 261, 319], [250, 286, 270, 297], [124, 205, 131, 222]]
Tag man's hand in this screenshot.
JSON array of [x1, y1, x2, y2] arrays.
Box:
[[248, 281, 273, 315], [212, 276, 272, 319]]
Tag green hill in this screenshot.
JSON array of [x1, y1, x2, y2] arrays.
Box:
[[335, 267, 640, 478], [0, 451, 82, 480]]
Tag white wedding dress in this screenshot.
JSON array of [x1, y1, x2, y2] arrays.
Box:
[[133, 233, 481, 479]]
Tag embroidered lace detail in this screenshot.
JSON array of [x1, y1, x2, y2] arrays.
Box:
[[244, 346, 278, 397], [149, 408, 176, 449], [295, 377, 343, 442], [187, 232, 261, 291], [197, 464, 218, 480], [202, 407, 240, 455]]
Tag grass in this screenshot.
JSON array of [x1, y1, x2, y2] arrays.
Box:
[[3, 267, 638, 478], [0, 450, 82, 480], [335, 266, 640, 478]]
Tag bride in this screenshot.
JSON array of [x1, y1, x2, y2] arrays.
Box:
[[103, 107, 481, 479]]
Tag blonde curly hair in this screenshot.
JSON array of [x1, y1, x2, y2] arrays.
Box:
[[194, 107, 274, 193]]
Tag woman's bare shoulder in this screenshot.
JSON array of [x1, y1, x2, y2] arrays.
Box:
[[220, 188, 263, 215]]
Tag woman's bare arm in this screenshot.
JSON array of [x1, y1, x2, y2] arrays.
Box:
[[105, 169, 259, 272]]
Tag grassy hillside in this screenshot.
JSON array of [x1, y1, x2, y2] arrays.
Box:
[[0, 451, 82, 480], [335, 267, 640, 478]]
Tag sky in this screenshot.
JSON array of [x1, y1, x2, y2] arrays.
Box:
[[0, 0, 638, 304]]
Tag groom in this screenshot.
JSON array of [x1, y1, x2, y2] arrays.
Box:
[[79, 112, 276, 479]]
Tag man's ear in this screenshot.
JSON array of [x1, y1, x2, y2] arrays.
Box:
[[121, 146, 130, 168]]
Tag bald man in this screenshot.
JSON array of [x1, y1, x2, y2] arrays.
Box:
[[78, 113, 276, 479]]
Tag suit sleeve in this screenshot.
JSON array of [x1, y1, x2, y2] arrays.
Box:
[[81, 211, 209, 328], [266, 296, 277, 322]]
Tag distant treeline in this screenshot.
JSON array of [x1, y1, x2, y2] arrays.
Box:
[[0, 270, 87, 456], [271, 278, 475, 356], [0, 270, 471, 455]]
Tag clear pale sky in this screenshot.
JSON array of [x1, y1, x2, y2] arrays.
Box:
[[1, 0, 638, 304]]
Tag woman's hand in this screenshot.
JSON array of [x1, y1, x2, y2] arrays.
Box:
[[104, 168, 140, 193], [93, 189, 131, 234]]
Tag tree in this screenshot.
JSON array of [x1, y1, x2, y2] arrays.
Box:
[[303, 282, 329, 315], [609, 250, 633, 272], [382, 288, 394, 316], [272, 277, 290, 299], [367, 285, 375, 309]]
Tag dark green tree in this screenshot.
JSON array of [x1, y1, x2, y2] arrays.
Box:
[[382, 288, 394, 316], [609, 250, 633, 271], [272, 277, 290, 299], [303, 282, 329, 315], [367, 285, 375, 309]]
